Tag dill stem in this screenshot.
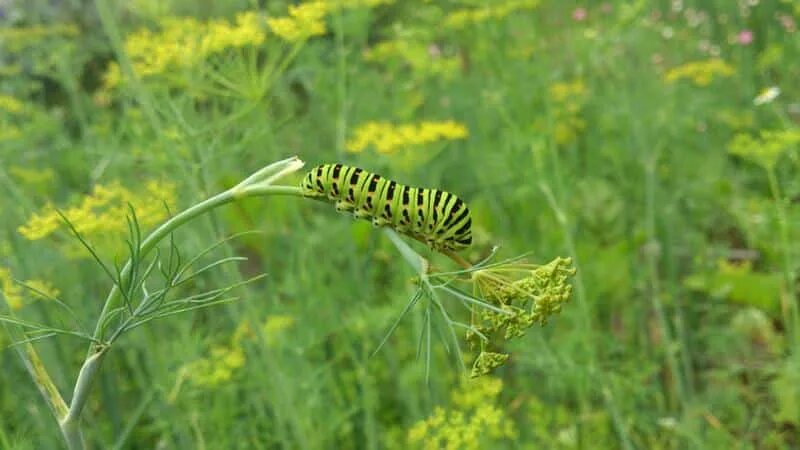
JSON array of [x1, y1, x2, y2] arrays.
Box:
[[444, 250, 473, 270], [766, 167, 799, 351], [644, 156, 686, 406], [56, 157, 304, 450]]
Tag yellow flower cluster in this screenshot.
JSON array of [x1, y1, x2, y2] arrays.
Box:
[[267, 1, 328, 42], [716, 109, 755, 130], [184, 344, 246, 388], [664, 58, 735, 86], [0, 24, 78, 52], [328, 0, 393, 7], [182, 315, 294, 388], [0, 95, 25, 115], [9, 166, 55, 196], [0, 127, 22, 142], [407, 377, 516, 450], [346, 120, 468, 154], [106, 2, 396, 86], [0, 24, 78, 40], [18, 180, 176, 246], [546, 79, 588, 146], [262, 315, 296, 346], [527, 395, 613, 446], [549, 79, 587, 103], [104, 12, 266, 89], [728, 128, 800, 170], [1, 95, 52, 142], [24, 279, 61, 301], [0, 93, 25, 141], [467, 257, 575, 376], [0, 268, 60, 311], [0, 268, 23, 311], [267, 0, 394, 42], [450, 376, 504, 408], [364, 40, 460, 79], [227, 314, 297, 347], [444, 0, 541, 29]]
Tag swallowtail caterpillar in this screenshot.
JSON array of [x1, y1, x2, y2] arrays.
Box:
[[301, 164, 472, 252]]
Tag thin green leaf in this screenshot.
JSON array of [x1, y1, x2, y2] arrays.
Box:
[[13, 279, 87, 333], [174, 256, 249, 285], [173, 231, 264, 282], [56, 210, 120, 288], [372, 288, 423, 357], [125, 297, 240, 331], [428, 289, 467, 374], [436, 285, 512, 315], [0, 316, 99, 343], [385, 229, 424, 273]]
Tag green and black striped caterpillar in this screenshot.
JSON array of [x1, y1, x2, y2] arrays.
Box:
[[302, 164, 472, 252]]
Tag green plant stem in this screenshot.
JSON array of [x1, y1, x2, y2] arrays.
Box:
[[93, 0, 161, 132], [1, 317, 69, 441], [52, 157, 305, 450], [24, 342, 69, 420], [60, 350, 107, 450], [333, 9, 348, 157], [90, 189, 235, 341], [644, 156, 686, 406], [92, 161, 302, 342], [766, 167, 799, 351], [63, 348, 107, 421], [531, 137, 597, 447]]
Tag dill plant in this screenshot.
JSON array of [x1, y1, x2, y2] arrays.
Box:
[[0, 1, 594, 447], [1, 155, 576, 449], [380, 230, 575, 379], [406, 377, 517, 449], [728, 129, 800, 350], [1, 157, 304, 450]]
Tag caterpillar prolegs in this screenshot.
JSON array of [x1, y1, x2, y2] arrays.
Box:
[[301, 164, 472, 252]]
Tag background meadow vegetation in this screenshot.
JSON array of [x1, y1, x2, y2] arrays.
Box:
[[1, 0, 800, 448]]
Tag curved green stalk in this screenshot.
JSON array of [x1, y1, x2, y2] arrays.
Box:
[[56, 156, 305, 450], [91, 157, 303, 342]]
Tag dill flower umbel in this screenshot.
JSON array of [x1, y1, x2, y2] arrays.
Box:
[[262, 315, 295, 346], [9, 166, 55, 197], [180, 315, 294, 389], [663, 58, 734, 86], [18, 180, 176, 257], [346, 120, 468, 154], [728, 128, 800, 170], [407, 377, 517, 449], [548, 80, 587, 103], [267, 0, 393, 42], [267, 1, 329, 42], [0, 271, 55, 311], [0, 24, 79, 53], [183, 344, 247, 388], [0, 95, 25, 114], [23, 279, 60, 301], [541, 79, 588, 146], [0, 268, 24, 311], [467, 257, 576, 376], [0, 127, 22, 142], [443, 0, 540, 29], [364, 40, 461, 79], [103, 12, 267, 89]]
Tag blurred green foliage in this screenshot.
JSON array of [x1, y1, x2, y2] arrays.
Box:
[[1, 0, 799, 448]]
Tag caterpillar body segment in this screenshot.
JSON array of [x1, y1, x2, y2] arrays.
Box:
[[301, 164, 472, 251]]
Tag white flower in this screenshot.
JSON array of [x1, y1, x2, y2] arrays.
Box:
[[753, 86, 780, 105], [658, 417, 678, 429]]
